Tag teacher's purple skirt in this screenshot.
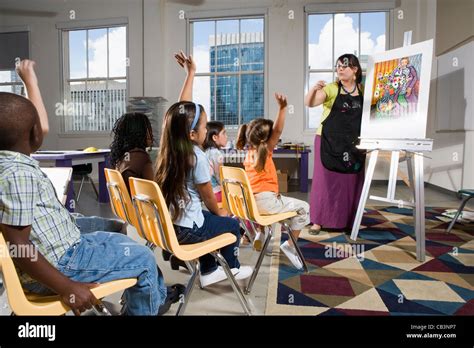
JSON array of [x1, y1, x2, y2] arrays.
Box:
[[310, 135, 365, 229]]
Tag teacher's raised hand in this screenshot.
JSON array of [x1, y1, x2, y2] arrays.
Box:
[[313, 80, 326, 91]]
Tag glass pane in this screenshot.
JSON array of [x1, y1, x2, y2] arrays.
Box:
[[66, 81, 87, 131], [0, 70, 17, 83], [107, 79, 127, 131], [108, 27, 127, 77], [216, 20, 239, 73], [334, 13, 359, 61], [240, 19, 264, 72], [87, 80, 108, 131], [308, 72, 333, 129], [88, 28, 108, 78], [193, 21, 215, 74], [308, 14, 333, 70], [69, 30, 87, 79], [193, 76, 212, 120], [241, 74, 264, 123], [213, 75, 238, 125], [360, 12, 386, 70]]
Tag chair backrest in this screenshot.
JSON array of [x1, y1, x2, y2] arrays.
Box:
[[129, 177, 184, 259], [220, 166, 262, 222], [0, 232, 46, 314], [104, 169, 143, 238]]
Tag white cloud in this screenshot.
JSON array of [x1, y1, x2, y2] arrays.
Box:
[[88, 27, 126, 78], [309, 13, 386, 72]]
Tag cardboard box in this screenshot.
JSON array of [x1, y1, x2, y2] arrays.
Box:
[[277, 170, 289, 193]]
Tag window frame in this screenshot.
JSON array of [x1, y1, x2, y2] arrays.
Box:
[[58, 20, 129, 135], [186, 11, 268, 130], [304, 9, 393, 131]]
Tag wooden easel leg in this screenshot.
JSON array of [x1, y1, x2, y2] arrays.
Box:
[[351, 150, 379, 241]]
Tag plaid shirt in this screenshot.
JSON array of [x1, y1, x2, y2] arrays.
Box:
[[0, 151, 80, 284]]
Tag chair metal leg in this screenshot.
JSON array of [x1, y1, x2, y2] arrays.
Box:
[[282, 222, 308, 273], [76, 175, 86, 201], [176, 261, 200, 316], [245, 226, 273, 295], [87, 175, 99, 200], [212, 252, 251, 315], [446, 196, 472, 233], [92, 300, 112, 316], [239, 218, 254, 243]]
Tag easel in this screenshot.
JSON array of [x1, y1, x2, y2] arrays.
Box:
[[350, 32, 433, 262]]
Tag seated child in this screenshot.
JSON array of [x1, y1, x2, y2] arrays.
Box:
[[203, 121, 226, 203], [154, 51, 252, 287], [110, 112, 154, 193], [236, 93, 310, 270], [0, 60, 171, 315]]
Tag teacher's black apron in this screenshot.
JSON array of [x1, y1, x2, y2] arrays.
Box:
[[320, 83, 366, 174]]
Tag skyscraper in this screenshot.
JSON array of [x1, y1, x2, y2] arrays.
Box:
[[210, 32, 264, 125]]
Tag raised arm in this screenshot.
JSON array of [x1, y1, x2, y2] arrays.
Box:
[[175, 51, 196, 102], [304, 80, 327, 108], [16, 60, 49, 135], [267, 93, 287, 150]]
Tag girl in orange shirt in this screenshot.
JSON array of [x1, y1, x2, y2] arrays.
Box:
[[236, 93, 310, 270]]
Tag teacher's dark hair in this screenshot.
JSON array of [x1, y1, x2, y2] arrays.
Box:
[[336, 54, 362, 85]]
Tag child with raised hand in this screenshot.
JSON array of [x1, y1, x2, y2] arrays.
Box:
[[236, 93, 310, 270], [202, 121, 227, 203], [0, 60, 169, 316], [154, 51, 252, 287]]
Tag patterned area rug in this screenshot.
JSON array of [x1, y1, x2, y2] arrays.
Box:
[[265, 206, 474, 315]]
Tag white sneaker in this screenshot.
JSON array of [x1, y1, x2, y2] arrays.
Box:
[[253, 231, 265, 251], [232, 266, 253, 280], [200, 266, 238, 287], [280, 241, 304, 270]]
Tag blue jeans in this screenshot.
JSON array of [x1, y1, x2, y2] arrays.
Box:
[[72, 214, 125, 234], [25, 232, 166, 316], [174, 210, 241, 274]]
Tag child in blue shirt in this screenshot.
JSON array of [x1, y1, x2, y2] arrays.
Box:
[[154, 52, 252, 287]]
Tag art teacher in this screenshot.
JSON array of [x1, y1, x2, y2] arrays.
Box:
[[304, 53, 366, 234]]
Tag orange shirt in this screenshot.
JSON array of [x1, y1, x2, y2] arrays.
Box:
[[244, 149, 278, 194]]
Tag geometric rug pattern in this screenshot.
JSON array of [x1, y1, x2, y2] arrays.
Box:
[[265, 207, 474, 315]]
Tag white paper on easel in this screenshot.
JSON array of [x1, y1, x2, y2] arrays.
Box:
[[360, 39, 433, 140]]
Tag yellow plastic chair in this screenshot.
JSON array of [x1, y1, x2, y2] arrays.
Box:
[[104, 168, 144, 238], [220, 166, 308, 294], [129, 177, 251, 315], [0, 232, 137, 316]]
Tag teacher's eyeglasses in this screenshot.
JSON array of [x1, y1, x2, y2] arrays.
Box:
[[335, 64, 350, 70]]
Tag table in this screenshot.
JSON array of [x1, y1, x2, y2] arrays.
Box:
[[31, 150, 110, 211], [222, 148, 311, 192]]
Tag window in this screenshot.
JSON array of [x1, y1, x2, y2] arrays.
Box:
[[190, 17, 265, 127], [306, 11, 388, 129], [0, 70, 22, 94], [61, 25, 127, 132], [0, 31, 29, 95]]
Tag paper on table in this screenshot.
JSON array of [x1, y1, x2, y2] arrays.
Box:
[[40, 167, 73, 205]]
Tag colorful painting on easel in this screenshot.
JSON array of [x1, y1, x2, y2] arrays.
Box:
[[370, 54, 422, 120]]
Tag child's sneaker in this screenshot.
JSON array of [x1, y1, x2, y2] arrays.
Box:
[[280, 241, 303, 270], [253, 231, 265, 251], [232, 265, 252, 280], [200, 266, 238, 287]]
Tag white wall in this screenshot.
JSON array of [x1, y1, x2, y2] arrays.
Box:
[[1, 0, 471, 191]]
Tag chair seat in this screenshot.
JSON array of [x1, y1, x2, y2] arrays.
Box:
[[177, 233, 237, 261], [21, 278, 137, 315], [459, 189, 474, 196], [254, 211, 297, 226]]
